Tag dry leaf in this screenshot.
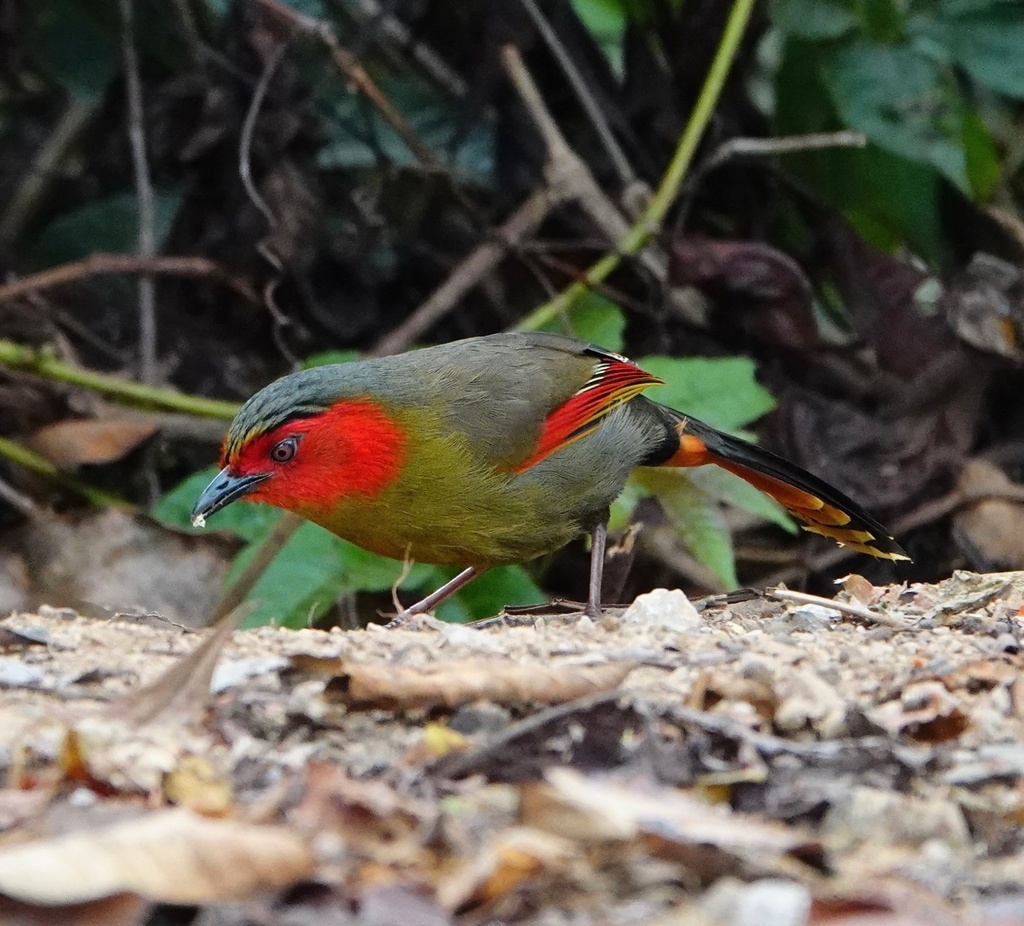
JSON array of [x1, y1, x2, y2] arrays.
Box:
[[163, 754, 232, 815], [27, 419, 156, 469], [523, 768, 814, 859], [953, 459, 1024, 570], [293, 657, 635, 710], [0, 808, 313, 905], [867, 681, 970, 744], [438, 826, 572, 912]]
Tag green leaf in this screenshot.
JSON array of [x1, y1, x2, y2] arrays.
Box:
[[944, 11, 1024, 98], [633, 469, 739, 589], [434, 566, 546, 623], [318, 69, 494, 182], [686, 467, 797, 533], [31, 0, 119, 103], [31, 190, 182, 266], [825, 41, 968, 191], [772, 0, 858, 39], [961, 104, 1000, 200], [543, 293, 626, 353], [570, 0, 627, 72], [234, 522, 345, 629], [637, 356, 776, 431], [303, 350, 361, 368]]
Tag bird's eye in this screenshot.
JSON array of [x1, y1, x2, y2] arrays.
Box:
[[270, 438, 298, 464]]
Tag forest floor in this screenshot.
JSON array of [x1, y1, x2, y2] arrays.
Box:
[[0, 570, 1023, 925]]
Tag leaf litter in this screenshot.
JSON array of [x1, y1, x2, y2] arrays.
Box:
[[0, 571, 1023, 924]]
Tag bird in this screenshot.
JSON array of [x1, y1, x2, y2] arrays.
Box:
[[192, 331, 908, 623]]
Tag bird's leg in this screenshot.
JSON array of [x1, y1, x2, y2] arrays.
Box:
[[385, 566, 481, 628], [585, 522, 607, 619]]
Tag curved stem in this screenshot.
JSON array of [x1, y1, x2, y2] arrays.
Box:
[[515, 0, 756, 332], [0, 340, 240, 420]]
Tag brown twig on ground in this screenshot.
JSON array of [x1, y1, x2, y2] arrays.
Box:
[[120, 0, 159, 386], [0, 255, 261, 305]]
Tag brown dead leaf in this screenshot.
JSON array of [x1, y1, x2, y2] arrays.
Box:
[[438, 826, 572, 913], [27, 418, 156, 469], [0, 808, 313, 905], [523, 768, 815, 861], [953, 459, 1024, 571], [838, 574, 882, 606], [0, 892, 146, 926], [294, 657, 636, 711], [867, 680, 970, 744], [163, 754, 232, 815]]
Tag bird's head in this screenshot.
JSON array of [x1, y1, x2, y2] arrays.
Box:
[[191, 368, 406, 527]]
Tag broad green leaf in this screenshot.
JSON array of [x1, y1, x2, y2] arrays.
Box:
[[303, 350, 361, 368], [318, 69, 494, 182], [543, 293, 626, 352], [232, 522, 345, 628], [634, 469, 739, 589], [637, 356, 776, 431], [570, 0, 627, 72], [825, 41, 968, 191], [961, 104, 1000, 200], [31, 0, 119, 103], [435, 565, 546, 623], [772, 0, 858, 38], [945, 12, 1024, 98], [686, 467, 797, 533], [31, 190, 182, 266]]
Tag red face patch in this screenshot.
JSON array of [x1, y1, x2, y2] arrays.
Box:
[[226, 399, 406, 511]]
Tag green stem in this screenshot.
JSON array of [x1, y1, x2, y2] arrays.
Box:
[[515, 0, 756, 332], [0, 437, 133, 509], [0, 340, 240, 420]]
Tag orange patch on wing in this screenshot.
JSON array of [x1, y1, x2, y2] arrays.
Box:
[[515, 358, 661, 472]]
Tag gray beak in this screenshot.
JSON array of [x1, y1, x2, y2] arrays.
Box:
[[191, 467, 269, 526]]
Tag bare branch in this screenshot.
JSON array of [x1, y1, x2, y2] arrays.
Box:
[[120, 0, 158, 385]]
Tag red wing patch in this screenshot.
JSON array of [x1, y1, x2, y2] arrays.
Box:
[[515, 356, 662, 473]]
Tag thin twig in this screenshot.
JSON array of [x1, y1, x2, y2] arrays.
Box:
[[0, 339, 239, 419], [766, 586, 909, 629], [237, 38, 297, 365], [255, 0, 442, 170], [519, 0, 635, 187], [502, 46, 664, 291], [239, 40, 288, 229], [0, 475, 41, 518], [0, 99, 93, 246], [0, 254, 261, 305], [515, 0, 756, 331], [700, 130, 867, 175], [121, 0, 158, 386], [348, 0, 470, 100], [371, 188, 553, 355]]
